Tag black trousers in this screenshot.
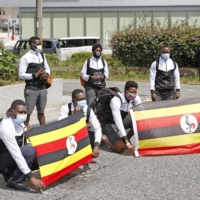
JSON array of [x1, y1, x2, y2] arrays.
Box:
[[0, 146, 36, 183], [102, 112, 133, 145]]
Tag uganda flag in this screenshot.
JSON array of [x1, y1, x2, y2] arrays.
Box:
[[130, 97, 200, 157], [27, 110, 93, 186]]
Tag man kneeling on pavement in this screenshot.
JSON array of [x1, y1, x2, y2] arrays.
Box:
[[58, 89, 109, 158], [101, 81, 142, 153], [0, 100, 44, 191]]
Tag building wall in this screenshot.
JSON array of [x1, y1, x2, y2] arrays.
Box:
[[20, 10, 200, 47], [1, 0, 200, 8]]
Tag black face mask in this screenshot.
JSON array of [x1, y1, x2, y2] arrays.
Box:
[[93, 52, 101, 59]]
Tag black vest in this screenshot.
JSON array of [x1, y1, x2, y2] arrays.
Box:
[[155, 61, 176, 96], [25, 53, 46, 90], [0, 136, 23, 153], [86, 58, 106, 89]]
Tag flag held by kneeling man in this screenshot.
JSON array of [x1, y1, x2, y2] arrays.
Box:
[[131, 97, 200, 157], [27, 111, 92, 186]]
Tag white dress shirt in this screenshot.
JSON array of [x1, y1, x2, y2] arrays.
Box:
[[110, 92, 142, 138], [81, 56, 109, 81], [150, 57, 180, 91], [19, 49, 50, 80], [58, 104, 102, 144], [0, 116, 31, 175]]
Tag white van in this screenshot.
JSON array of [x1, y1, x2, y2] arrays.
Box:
[[56, 36, 106, 60]]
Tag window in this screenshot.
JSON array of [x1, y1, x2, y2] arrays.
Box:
[[14, 41, 26, 50], [43, 41, 52, 49], [67, 39, 83, 47], [57, 40, 67, 48], [84, 39, 99, 46]]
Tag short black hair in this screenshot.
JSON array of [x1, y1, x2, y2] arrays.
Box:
[[11, 100, 26, 110], [125, 81, 138, 90], [161, 45, 170, 51], [92, 43, 102, 52], [29, 36, 40, 45], [72, 89, 84, 99]]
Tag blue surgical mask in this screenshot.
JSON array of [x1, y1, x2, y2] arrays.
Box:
[[161, 53, 170, 60], [36, 45, 42, 53], [14, 114, 27, 124], [77, 100, 87, 109], [33, 44, 42, 53]]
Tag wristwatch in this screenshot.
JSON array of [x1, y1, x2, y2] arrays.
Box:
[[150, 90, 155, 94], [94, 142, 100, 147]]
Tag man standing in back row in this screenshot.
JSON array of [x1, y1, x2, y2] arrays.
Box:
[[81, 43, 109, 106], [19, 36, 50, 126], [150, 46, 180, 101]]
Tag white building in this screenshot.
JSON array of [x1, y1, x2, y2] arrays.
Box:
[[0, 0, 200, 46]]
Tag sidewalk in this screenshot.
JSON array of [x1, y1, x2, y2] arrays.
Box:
[[30, 95, 70, 127]]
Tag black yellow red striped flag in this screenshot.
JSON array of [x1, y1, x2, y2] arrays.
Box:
[[131, 97, 200, 157], [27, 111, 93, 186]]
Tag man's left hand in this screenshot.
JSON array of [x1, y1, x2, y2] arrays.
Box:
[[174, 92, 180, 100], [27, 125, 32, 131], [40, 73, 48, 80], [92, 146, 100, 158]]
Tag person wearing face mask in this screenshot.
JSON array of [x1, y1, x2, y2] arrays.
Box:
[[0, 100, 44, 191], [18, 36, 50, 126], [58, 89, 107, 158], [101, 81, 142, 153], [150, 46, 180, 101], [81, 43, 109, 106]]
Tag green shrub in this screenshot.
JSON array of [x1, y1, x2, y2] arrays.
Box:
[[110, 21, 200, 67], [0, 46, 18, 81], [71, 52, 92, 63]]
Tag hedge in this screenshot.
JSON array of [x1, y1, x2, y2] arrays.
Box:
[[110, 21, 200, 68]]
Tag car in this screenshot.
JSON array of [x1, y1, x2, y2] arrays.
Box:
[[9, 38, 58, 55], [56, 36, 112, 61]]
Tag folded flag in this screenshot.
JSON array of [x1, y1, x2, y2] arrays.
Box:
[[27, 110, 92, 186], [131, 97, 200, 157]]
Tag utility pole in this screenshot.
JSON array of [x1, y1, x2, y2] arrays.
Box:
[[36, 0, 42, 38]]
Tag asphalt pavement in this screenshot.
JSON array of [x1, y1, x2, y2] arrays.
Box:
[[1, 79, 200, 200]]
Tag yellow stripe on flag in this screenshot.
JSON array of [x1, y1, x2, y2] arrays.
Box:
[[135, 104, 200, 120], [29, 118, 86, 146], [139, 132, 200, 149], [40, 145, 92, 177]]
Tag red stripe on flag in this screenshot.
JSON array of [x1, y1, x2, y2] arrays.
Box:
[[138, 143, 200, 156], [42, 154, 93, 186], [35, 126, 88, 156], [137, 112, 200, 131]]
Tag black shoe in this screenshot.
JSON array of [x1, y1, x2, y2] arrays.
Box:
[[0, 168, 10, 182], [7, 180, 31, 191]]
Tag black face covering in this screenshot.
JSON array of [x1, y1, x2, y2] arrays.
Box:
[[93, 51, 101, 59]]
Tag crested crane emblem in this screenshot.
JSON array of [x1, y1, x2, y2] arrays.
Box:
[[66, 136, 77, 155], [180, 114, 198, 133]]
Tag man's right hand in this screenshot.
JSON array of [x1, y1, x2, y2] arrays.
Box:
[[126, 143, 134, 152], [30, 176, 44, 190], [36, 69, 44, 77], [151, 93, 157, 101], [72, 106, 82, 114]]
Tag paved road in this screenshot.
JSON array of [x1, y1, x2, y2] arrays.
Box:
[[63, 79, 200, 99], [1, 79, 200, 200]]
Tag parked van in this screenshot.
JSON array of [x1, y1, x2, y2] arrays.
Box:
[[9, 38, 58, 55], [56, 37, 101, 60]]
